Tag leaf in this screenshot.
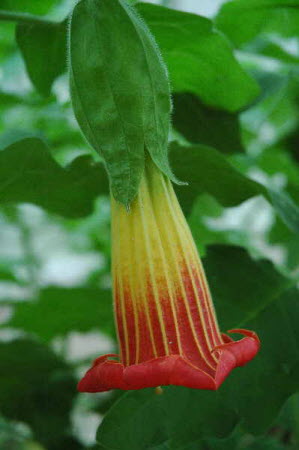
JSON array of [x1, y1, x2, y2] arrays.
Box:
[[216, 0, 299, 48], [16, 20, 67, 97], [172, 93, 244, 154], [0, 137, 108, 217], [170, 142, 299, 234], [69, 0, 175, 206], [7, 287, 115, 341], [0, 339, 76, 448], [137, 2, 260, 112], [203, 433, 289, 450], [204, 245, 292, 330], [97, 389, 170, 450], [241, 73, 299, 151], [244, 437, 287, 450], [249, 36, 299, 65], [0, 265, 16, 281], [96, 246, 299, 449], [7, 1, 260, 111], [170, 142, 263, 213], [226, 288, 299, 434], [268, 189, 299, 234], [276, 392, 299, 445], [2, 137, 298, 234]]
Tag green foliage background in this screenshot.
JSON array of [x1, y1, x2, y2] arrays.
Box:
[[1, 0, 299, 449]]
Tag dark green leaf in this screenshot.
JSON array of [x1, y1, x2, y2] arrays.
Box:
[[97, 386, 238, 450], [204, 245, 291, 330], [193, 428, 290, 450], [16, 20, 67, 96], [7, 287, 115, 341], [137, 2, 260, 112], [226, 288, 299, 434], [69, 0, 176, 206], [276, 392, 299, 445], [0, 339, 76, 448], [0, 137, 108, 217], [245, 437, 287, 450], [172, 93, 244, 154], [204, 432, 289, 450]]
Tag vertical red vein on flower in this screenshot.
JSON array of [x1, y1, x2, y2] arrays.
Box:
[[137, 180, 170, 358], [142, 172, 183, 357], [126, 211, 141, 365], [112, 202, 130, 366], [133, 203, 158, 361], [168, 181, 222, 348], [159, 175, 218, 366]]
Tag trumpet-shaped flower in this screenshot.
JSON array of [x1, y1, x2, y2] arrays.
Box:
[[78, 158, 259, 392]]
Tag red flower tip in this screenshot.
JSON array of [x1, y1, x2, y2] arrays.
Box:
[[78, 328, 260, 392]]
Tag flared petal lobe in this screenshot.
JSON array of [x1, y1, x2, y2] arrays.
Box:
[[78, 158, 260, 392]]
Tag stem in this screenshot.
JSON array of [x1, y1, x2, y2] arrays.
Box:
[[0, 10, 58, 26], [155, 386, 164, 395]]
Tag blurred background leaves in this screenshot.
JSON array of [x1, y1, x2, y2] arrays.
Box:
[[1, 0, 299, 449]]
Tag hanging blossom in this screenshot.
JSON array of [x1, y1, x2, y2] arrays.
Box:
[[78, 158, 260, 392]]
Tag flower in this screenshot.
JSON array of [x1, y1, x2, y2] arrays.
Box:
[[78, 158, 260, 392]]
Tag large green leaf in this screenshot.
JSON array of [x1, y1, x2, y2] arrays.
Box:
[[216, 0, 299, 47], [170, 142, 299, 233], [172, 93, 244, 154], [96, 246, 299, 449], [0, 137, 108, 217], [0, 339, 76, 448], [16, 20, 66, 97], [170, 142, 263, 213], [6, 287, 115, 341], [137, 2, 260, 112], [69, 0, 176, 206], [2, 137, 299, 233]]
